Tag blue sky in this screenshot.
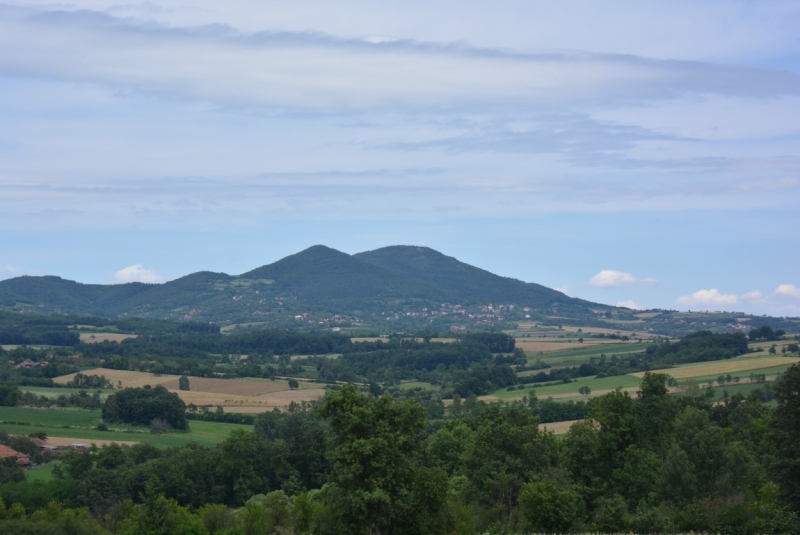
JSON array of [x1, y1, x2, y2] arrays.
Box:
[[1, 1, 798, 316]]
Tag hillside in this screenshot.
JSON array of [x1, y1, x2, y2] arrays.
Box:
[[0, 244, 605, 329]]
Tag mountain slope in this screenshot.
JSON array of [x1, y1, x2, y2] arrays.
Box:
[[354, 245, 576, 307], [241, 245, 446, 301]]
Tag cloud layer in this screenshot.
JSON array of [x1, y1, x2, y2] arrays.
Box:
[[1, 7, 799, 112]]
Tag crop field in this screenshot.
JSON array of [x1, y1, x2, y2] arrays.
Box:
[[523, 342, 653, 369], [541, 420, 578, 435], [53, 369, 328, 411], [631, 355, 799, 379], [0, 406, 251, 448], [55, 369, 175, 388], [79, 333, 137, 343], [20, 386, 115, 399]]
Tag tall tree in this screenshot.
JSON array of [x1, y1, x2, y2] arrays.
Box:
[[320, 384, 425, 535], [768, 363, 800, 510]]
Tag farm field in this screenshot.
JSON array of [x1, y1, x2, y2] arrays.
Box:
[[396, 381, 440, 391], [19, 386, 115, 399], [54, 368, 327, 411], [630, 355, 799, 379], [540, 420, 578, 435], [0, 406, 252, 448], [522, 342, 652, 368], [79, 332, 137, 343]]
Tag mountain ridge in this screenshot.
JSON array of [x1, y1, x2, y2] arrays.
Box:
[[0, 245, 602, 328]]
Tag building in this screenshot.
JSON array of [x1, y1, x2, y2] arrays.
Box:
[[0, 445, 32, 468]]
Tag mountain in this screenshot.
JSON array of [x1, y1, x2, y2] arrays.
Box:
[[0, 245, 604, 329], [354, 246, 572, 306]]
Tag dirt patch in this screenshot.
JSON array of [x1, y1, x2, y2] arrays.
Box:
[[79, 333, 137, 343], [54, 369, 176, 388], [46, 437, 139, 447]]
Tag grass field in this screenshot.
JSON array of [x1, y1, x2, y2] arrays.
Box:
[[396, 381, 439, 391], [491, 374, 642, 401], [27, 465, 55, 482], [0, 407, 251, 448]]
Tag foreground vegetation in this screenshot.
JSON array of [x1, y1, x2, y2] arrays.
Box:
[[0, 365, 797, 534]]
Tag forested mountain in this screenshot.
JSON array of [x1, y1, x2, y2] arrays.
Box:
[[0, 245, 600, 327], [355, 245, 569, 305]]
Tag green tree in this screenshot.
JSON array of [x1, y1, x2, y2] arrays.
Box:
[[519, 478, 583, 533], [288, 378, 299, 389], [636, 372, 676, 462], [178, 375, 190, 391], [768, 363, 800, 510], [578, 386, 591, 395], [320, 383, 425, 534]]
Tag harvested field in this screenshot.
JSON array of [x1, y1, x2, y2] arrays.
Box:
[[541, 420, 579, 435], [631, 356, 800, 380], [54, 368, 176, 388], [176, 388, 326, 410], [53, 369, 328, 411], [46, 437, 139, 447], [160, 377, 289, 396], [516, 340, 600, 353], [80, 333, 137, 343]]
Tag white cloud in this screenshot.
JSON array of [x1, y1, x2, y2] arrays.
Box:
[[0, 264, 24, 280], [774, 284, 800, 299], [588, 270, 657, 288], [741, 290, 764, 300], [676, 288, 738, 308], [113, 264, 163, 283], [616, 299, 641, 309]]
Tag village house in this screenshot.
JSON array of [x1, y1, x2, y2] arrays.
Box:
[[0, 444, 32, 468]]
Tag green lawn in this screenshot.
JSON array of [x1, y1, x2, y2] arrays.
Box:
[[27, 465, 55, 482], [0, 407, 251, 448]]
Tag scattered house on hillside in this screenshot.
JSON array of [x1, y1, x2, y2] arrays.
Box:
[[0, 445, 32, 468], [17, 359, 40, 368]]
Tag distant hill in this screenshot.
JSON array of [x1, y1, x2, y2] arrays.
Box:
[[0, 245, 605, 329]]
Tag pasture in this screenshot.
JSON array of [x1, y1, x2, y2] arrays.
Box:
[[0, 406, 252, 448]]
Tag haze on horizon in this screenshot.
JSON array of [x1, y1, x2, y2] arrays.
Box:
[[0, 0, 798, 317]]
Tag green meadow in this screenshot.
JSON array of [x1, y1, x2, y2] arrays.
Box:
[[0, 406, 251, 448]]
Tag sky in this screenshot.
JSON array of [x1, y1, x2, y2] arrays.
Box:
[[0, 1, 798, 316]]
